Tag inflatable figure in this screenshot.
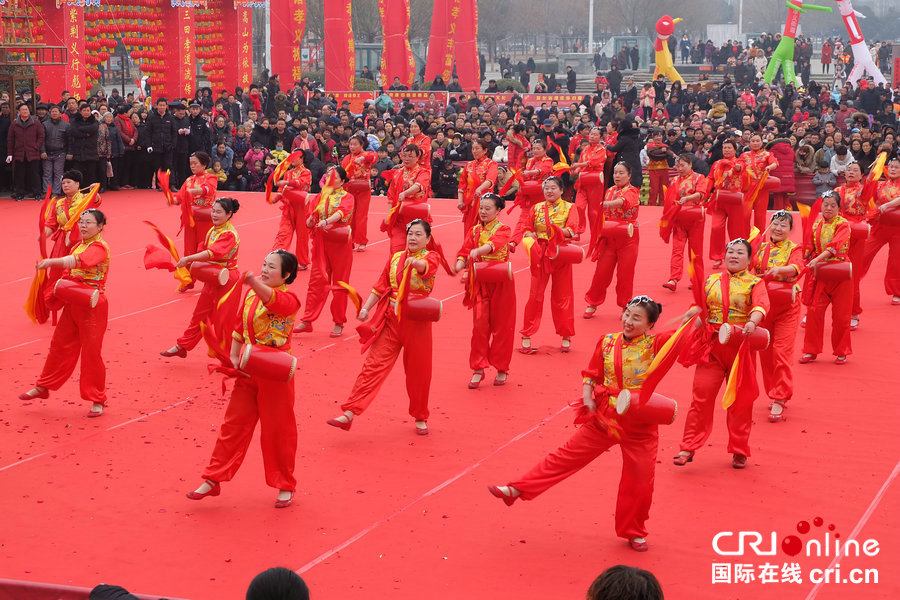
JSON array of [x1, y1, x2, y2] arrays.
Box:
[[764, 1, 831, 87], [835, 0, 887, 87], [653, 15, 685, 85]]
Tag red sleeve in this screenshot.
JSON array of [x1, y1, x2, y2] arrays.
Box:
[[491, 224, 512, 250], [457, 227, 476, 259], [486, 161, 498, 188], [372, 255, 394, 296], [365, 151, 377, 167], [202, 173, 218, 197], [207, 231, 237, 260], [587, 148, 606, 170], [750, 279, 770, 316], [457, 164, 470, 192], [623, 187, 640, 213], [415, 170, 431, 197], [422, 250, 441, 278], [337, 192, 355, 221], [767, 153, 778, 168], [264, 288, 301, 316], [828, 222, 851, 259], [44, 203, 59, 230], [75, 242, 108, 268], [233, 290, 250, 338], [581, 336, 606, 382], [565, 204, 580, 232], [298, 169, 311, 191], [651, 330, 676, 353]]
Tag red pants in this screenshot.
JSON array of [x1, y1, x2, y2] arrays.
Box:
[[859, 223, 900, 297], [759, 301, 800, 403], [669, 220, 704, 281], [510, 410, 658, 540], [848, 235, 865, 315], [346, 179, 371, 246], [574, 173, 604, 236], [343, 315, 432, 421], [520, 257, 575, 337], [202, 374, 297, 491], [302, 235, 353, 324], [802, 278, 852, 357], [751, 192, 770, 234], [648, 169, 668, 207], [36, 296, 108, 405], [585, 230, 639, 308], [177, 269, 241, 351], [709, 203, 749, 262], [680, 338, 756, 456], [272, 193, 310, 266], [183, 218, 213, 257], [469, 278, 516, 371]]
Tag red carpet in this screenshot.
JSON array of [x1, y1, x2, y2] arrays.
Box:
[[1, 191, 897, 599]]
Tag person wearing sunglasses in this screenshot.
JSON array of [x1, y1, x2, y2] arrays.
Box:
[[488, 296, 673, 553]]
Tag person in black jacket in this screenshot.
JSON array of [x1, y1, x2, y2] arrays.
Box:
[[171, 102, 191, 188], [132, 111, 153, 189], [250, 117, 274, 150], [0, 101, 10, 192], [146, 98, 175, 189], [605, 117, 642, 187], [606, 65, 623, 98], [66, 103, 100, 187], [302, 148, 326, 193], [188, 102, 212, 155]]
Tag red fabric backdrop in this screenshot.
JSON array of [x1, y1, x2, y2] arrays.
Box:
[[378, 0, 415, 88], [270, 0, 306, 84], [453, 0, 479, 91], [424, 0, 450, 84], [324, 0, 355, 91]]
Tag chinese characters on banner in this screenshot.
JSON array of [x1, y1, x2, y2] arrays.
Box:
[[34, 5, 86, 98], [424, 0, 449, 84], [270, 0, 306, 84], [222, 5, 254, 89], [423, 0, 479, 90], [453, 0, 479, 91], [323, 0, 354, 91], [378, 0, 415, 88]]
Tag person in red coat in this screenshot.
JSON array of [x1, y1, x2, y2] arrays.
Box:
[[858, 157, 900, 306], [327, 220, 442, 435], [341, 133, 377, 251], [161, 198, 241, 358], [293, 167, 355, 337], [708, 141, 750, 270], [835, 163, 870, 329], [382, 144, 433, 254], [19, 209, 111, 417], [510, 140, 554, 244], [453, 193, 515, 388], [457, 139, 498, 238], [661, 154, 707, 292], [271, 152, 313, 269], [407, 118, 432, 193], [737, 134, 778, 233], [173, 151, 219, 258], [186, 250, 301, 508], [584, 162, 640, 317], [571, 127, 608, 238], [488, 297, 672, 552], [506, 123, 530, 171]]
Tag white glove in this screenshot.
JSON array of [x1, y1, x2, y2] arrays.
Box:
[[5, 156, 12, 164], [147, 147, 153, 153]]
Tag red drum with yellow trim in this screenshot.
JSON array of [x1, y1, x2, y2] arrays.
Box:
[[615, 389, 678, 426], [814, 261, 852, 281], [675, 205, 706, 225], [715, 190, 743, 205], [192, 206, 212, 222], [577, 172, 603, 188], [239, 344, 297, 381], [601, 220, 634, 240], [718, 323, 771, 350], [399, 202, 431, 222], [403, 297, 443, 321], [54, 279, 99, 309], [849, 221, 870, 241], [473, 262, 513, 282], [763, 176, 781, 191], [190, 262, 229, 286], [879, 208, 900, 227], [550, 244, 585, 264], [766, 281, 797, 312], [344, 178, 371, 194], [321, 224, 351, 243]]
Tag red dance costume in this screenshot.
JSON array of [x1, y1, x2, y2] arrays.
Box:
[[802, 215, 852, 357], [458, 219, 515, 372], [36, 234, 111, 406], [585, 184, 640, 308], [177, 221, 241, 351], [520, 199, 579, 338], [342, 150, 377, 246], [646, 141, 670, 207], [272, 165, 313, 266], [574, 143, 607, 236], [179, 172, 219, 256], [203, 285, 301, 491], [301, 188, 355, 325], [342, 248, 442, 421], [836, 181, 868, 315], [859, 177, 900, 300], [506, 131, 531, 171], [738, 149, 778, 233], [680, 271, 770, 457], [752, 238, 803, 404], [383, 164, 433, 254], [511, 155, 554, 243], [509, 330, 673, 540], [664, 171, 707, 282], [708, 158, 750, 262], [408, 133, 432, 193], [42, 192, 91, 306], [458, 156, 498, 237]]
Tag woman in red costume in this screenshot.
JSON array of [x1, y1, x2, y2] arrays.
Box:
[[511, 139, 554, 243], [506, 123, 530, 171], [675, 238, 769, 469], [708, 140, 750, 269], [341, 133, 377, 252], [327, 220, 441, 436], [293, 167, 355, 338], [488, 296, 671, 553], [272, 151, 313, 269], [19, 209, 111, 417], [175, 151, 219, 257], [161, 198, 241, 358], [453, 193, 515, 388], [571, 127, 607, 238], [737, 133, 778, 233], [509, 176, 579, 354], [457, 139, 498, 238], [407, 118, 432, 188], [584, 162, 640, 318], [751, 211, 803, 422], [383, 144, 433, 254], [799, 192, 852, 365], [835, 163, 869, 329], [186, 250, 301, 508], [661, 154, 707, 292], [859, 156, 900, 306]]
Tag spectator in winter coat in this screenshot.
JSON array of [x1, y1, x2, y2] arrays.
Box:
[[6, 103, 45, 199], [66, 103, 100, 188], [41, 104, 69, 194]]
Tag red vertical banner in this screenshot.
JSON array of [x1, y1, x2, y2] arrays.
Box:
[[424, 0, 450, 84], [269, 0, 306, 85], [37, 4, 87, 99], [161, 9, 196, 99], [222, 3, 254, 89], [378, 0, 414, 88], [324, 0, 354, 91], [454, 0, 479, 91]]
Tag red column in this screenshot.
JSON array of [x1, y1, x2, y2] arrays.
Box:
[[37, 2, 87, 99], [221, 3, 253, 89], [454, 0, 479, 91], [270, 0, 306, 85], [323, 0, 354, 91], [161, 8, 196, 100], [424, 0, 450, 84]]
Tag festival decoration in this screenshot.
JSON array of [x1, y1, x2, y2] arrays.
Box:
[[834, 0, 886, 87], [653, 15, 684, 85], [764, 1, 832, 87]]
